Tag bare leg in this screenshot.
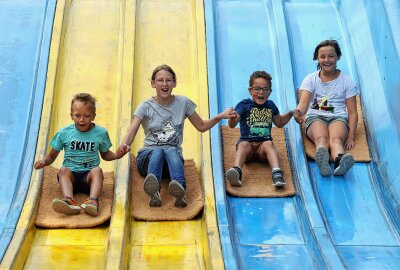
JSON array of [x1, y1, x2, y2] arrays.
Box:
[[257, 140, 279, 168], [86, 167, 104, 198], [328, 121, 348, 160], [58, 167, 74, 198], [234, 141, 254, 168], [306, 121, 330, 151], [307, 121, 331, 176]]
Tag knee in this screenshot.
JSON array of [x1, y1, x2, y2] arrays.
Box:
[[58, 167, 72, 177], [152, 148, 164, 156], [330, 136, 344, 146], [261, 141, 275, 151], [165, 147, 179, 156], [90, 167, 103, 176], [238, 141, 251, 151]]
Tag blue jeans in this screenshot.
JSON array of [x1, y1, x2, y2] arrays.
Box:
[[136, 147, 186, 189]]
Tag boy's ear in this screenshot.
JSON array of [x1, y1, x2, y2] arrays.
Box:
[[248, 87, 252, 94]]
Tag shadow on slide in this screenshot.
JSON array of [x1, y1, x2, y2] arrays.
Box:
[[0, 0, 56, 261], [206, 0, 400, 269]]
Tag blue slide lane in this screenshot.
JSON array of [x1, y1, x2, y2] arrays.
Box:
[[206, 0, 400, 269], [0, 0, 56, 260]]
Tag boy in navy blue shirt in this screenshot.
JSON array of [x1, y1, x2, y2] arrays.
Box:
[[226, 71, 294, 187]]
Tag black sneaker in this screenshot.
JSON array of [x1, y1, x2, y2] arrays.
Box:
[[144, 174, 161, 207], [315, 147, 331, 176], [168, 180, 187, 208], [225, 166, 242, 187], [272, 169, 286, 187], [334, 153, 354, 176]]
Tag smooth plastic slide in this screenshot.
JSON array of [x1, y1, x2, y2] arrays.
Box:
[[120, 0, 223, 269], [1, 0, 134, 268], [206, 0, 400, 269], [0, 0, 56, 262], [1, 0, 223, 269]]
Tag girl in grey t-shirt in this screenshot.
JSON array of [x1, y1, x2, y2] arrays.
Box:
[[117, 64, 235, 208]]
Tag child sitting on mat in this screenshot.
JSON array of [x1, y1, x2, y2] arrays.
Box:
[[293, 40, 358, 176], [117, 64, 235, 208], [225, 70, 294, 187], [34, 93, 122, 216]]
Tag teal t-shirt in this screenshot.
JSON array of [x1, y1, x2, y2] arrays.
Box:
[[50, 123, 112, 172]]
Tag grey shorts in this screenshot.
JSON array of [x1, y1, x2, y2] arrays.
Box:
[[305, 115, 349, 134]]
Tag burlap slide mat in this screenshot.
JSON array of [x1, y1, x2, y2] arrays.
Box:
[[302, 96, 371, 162], [131, 155, 204, 221], [221, 126, 296, 197], [35, 166, 114, 228]]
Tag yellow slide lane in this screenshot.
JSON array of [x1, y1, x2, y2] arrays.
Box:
[[125, 1, 223, 269], [1, 0, 134, 268]]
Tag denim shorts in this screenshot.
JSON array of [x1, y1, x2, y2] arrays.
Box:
[[305, 115, 349, 134], [57, 170, 91, 194]]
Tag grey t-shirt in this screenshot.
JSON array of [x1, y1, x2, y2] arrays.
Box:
[[134, 95, 196, 154]]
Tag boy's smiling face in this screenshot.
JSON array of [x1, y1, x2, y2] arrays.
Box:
[[248, 77, 272, 105]]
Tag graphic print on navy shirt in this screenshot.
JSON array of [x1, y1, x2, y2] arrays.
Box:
[[235, 99, 279, 141]]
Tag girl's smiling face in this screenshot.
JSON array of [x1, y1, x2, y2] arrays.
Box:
[[317, 45, 338, 73], [248, 77, 272, 105], [151, 69, 176, 100]]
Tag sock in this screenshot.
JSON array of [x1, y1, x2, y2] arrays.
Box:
[[272, 167, 281, 173]]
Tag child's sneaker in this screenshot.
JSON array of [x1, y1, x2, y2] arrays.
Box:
[[315, 146, 331, 176], [272, 169, 286, 187], [334, 153, 354, 176], [52, 196, 81, 215], [168, 180, 187, 208], [81, 197, 99, 216], [225, 167, 242, 186], [144, 174, 161, 207]]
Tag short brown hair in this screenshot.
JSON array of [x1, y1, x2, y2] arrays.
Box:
[[151, 64, 177, 81], [249, 71, 272, 87], [71, 93, 96, 112]]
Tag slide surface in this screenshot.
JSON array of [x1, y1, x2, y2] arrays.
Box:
[[125, 1, 222, 269], [2, 0, 131, 268], [206, 0, 400, 269], [1, 0, 223, 269], [0, 0, 56, 261], [1, 0, 399, 269]]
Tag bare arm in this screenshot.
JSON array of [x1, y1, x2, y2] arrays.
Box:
[[100, 150, 120, 161], [189, 107, 236, 132], [345, 96, 358, 150], [116, 116, 142, 157], [34, 148, 60, 169], [272, 110, 294, 128], [294, 90, 312, 123]]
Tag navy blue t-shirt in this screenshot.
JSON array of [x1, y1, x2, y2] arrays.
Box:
[[235, 98, 279, 141]]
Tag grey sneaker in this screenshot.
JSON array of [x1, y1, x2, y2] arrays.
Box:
[[272, 169, 286, 187], [226, 167, 242, 187], [334, 153, 354, 176], [315, 147, 331, 176], [52, 196, 81, 215], [144, 174, 161, 207], [168, 180, 187, 208]]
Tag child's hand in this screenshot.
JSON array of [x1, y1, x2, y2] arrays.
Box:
[[222, 107, 238, 120], [116, 144, 131, 158], [293, 109, 304, 124], [34, 160, 45, 170]]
